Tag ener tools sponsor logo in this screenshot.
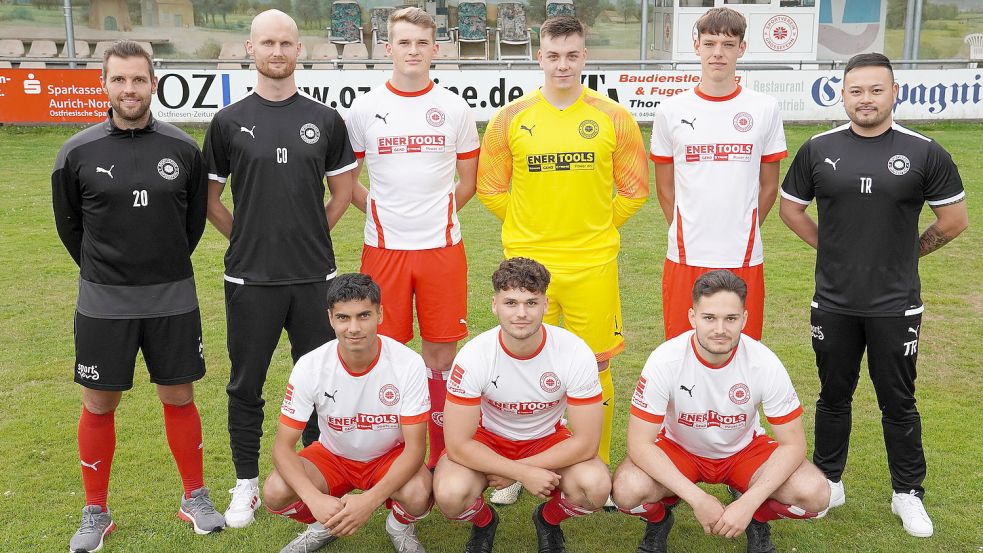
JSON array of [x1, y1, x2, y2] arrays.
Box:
[[378, 134, 446, 154], [526, 151, 595, 172], [487, 399, 561, 415], [327, 413, 400, 432], [677, 410, 748, 430], [684, 143, 753, 163]]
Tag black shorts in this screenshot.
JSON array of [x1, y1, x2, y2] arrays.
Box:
[[73, 309, 206, 391]]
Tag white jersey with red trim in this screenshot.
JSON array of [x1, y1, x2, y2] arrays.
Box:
[[447, 324, 602, 441], [650, 86, 787, 268], [630, 330, 802, 459], [346, 81, 481, 250], [279, 335, 430, 462]]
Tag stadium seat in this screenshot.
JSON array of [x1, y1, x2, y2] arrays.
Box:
[[329, 0, 365, 47], [86, 62, 104, 70], [92, 41, 114, 60], [136, 41, 153, 56], [966, 33, 983, 68], [370, 6, 396, 46], [454, 0, 490, 60], [19, 61, 46, 68], [0, 39, 25, 57], [59, 40, 91, 58], [216, 62, 243, 69], [434, 41, 459, 70], [0, 61, 10, 68], [311, 42, 339, 61], [219, 41, 248, 60], [340, 42, 369, 69], [27, 40, 58, 58], [495, 2, 532, 60], [546, 0, 575, 18]]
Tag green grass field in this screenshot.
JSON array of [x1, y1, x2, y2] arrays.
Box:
[[0, 121, 980, 552]]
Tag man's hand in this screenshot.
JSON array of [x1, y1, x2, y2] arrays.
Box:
[[712, 497, 757, 538], [520, 466, 561, 498], [487, 475, 516, 490], [308, 493, 344, 526], [690, 492, 725, 535], [325, 493, 379, 536]]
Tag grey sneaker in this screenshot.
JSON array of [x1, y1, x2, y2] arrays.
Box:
[[69, 505, 115, 553], [281, 524, 337, 553], [386, 515, 426, 553], [179, 487, 226, 535]]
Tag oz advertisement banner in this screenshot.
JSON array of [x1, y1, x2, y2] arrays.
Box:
[[2, 68, 981, 124]]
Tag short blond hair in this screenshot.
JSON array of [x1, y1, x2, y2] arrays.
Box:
[[388, 7, 436, 42]]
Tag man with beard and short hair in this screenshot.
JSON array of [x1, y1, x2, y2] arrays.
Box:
[[53, 40, 224, 552], [780, 52, 968, 537], [203, 9, 357, 528], [433, 257, 610, 553], [612, 270, 828, 553]]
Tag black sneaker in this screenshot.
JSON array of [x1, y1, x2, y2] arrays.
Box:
[[745, 520, 777, 553], [636, 509, 674, 553], [532, 503, 566, 553], [465, 505, 499, 553]]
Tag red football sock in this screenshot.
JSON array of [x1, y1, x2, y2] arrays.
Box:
[[269, 500, 316, 524], [541, 492, 597, 525], [450, 497, 493, 528], [752, 499, 820, 522], [391, 498, 433, 524], [426, 368, 448, 469], [163, 402, 205, 498], [78, 407, 115, 509]]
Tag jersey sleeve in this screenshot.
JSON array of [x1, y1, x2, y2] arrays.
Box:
[[611, 107, 650, 228], [476, 108, 513, 220], [202, 117, 230, 183], [324, 109, 358, 177], [761, 100, 788, 162], [649, 105, 674, 164], [456, 102, 481, 159], [445, 345, 487, 406], [757, 351, 802, 425], [399, 355, 431, 425], [186, 149, 208, 253], [629, 351, 671, 424], [923, 141, 965, 206], [780, 139, 815, 205], [565, 338, 603, 405], [345, 101, 366, 158], [51, 145, 84, 266], [279, 358, 318, 430]]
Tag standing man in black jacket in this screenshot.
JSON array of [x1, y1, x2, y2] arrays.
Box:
[[53, 40, 225, 553]]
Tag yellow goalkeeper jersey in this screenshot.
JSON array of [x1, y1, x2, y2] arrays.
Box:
[[477, 87, 649, 270]]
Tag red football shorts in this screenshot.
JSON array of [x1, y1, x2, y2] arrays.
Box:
[[361, 242, 468, 344], [472, 425, 573, 461], [299, 441, 404, 496], [654, 432, 778, 492], [662, 260, 764, 341]]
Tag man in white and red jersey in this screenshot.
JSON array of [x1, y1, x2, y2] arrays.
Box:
[[264, 274, 432, 553], [433, 258, 609, 553], [651, 7, 787, 341], [612, 271, 828, 553], [346, 6, 480, 470]]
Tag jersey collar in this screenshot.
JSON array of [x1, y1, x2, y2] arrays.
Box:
[[694, 84, 742, 102], [690, 334, 739, 369], [104, 108, 158, 135], [386, 80, 435, 97], [499, 325, 548, 360], [337, 336, 383, 376]]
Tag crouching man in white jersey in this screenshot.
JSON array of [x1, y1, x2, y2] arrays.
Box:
[[264, 274, 433, 553], [434, 257, 609, 553], [613, 271, 829, 553]]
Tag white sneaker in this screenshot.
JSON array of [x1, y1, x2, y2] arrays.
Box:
[[225, 478, 261, 528], [386, 512, 426, 553], [489, 481, 522, 505], [816, 479, 845, 519], [891, 490, 933, 537]]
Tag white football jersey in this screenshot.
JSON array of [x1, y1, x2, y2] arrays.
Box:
[[630, 330, 802, 459], [346, 81, 480, 250], [280, 335, 430, 462], [651, 85, 787, 268], [447, 324, 602, 441]]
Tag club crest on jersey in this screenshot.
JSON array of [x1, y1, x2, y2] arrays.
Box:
[[300, 123, 321, 144], [578, 119, 599, 139], [888, 154, 911, 176], [540, 372, 561, 393], [426, 107, 446, 127], [157, 158, 179, 180], [379, 384, 400, 406], [729, 383, 750, 405], [733, 112, 754, 132]]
